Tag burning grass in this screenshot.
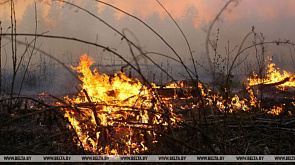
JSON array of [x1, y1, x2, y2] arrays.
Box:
[[249, 57, 295, 90], [1, 0, 295, 158], [58, 54, 295, 155], [1, 54, 295, 155]]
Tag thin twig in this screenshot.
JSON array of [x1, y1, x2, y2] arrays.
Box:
[[0, 106, 60, 128], [14, 130, 74, 151], [206, 0, 234, 72], [83, 89, 100, 126], [156, 0, 197, 76], [0, 96, 50, 107]]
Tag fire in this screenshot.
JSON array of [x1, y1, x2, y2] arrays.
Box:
[[248, 58, 295, 90], [60, 54, 292, 155], [267, 105, 283, 115], [73, 55, 151, 106], [246, 57, 295, 115], [61, 54, 158, 155], [62, 54, 174, 155], [214, 94, 251, 113]]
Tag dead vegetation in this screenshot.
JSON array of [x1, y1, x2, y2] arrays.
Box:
[[0, 0, 295, 157]]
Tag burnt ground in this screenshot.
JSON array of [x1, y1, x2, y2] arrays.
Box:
[[0, 89, 295, 159], [0, 110, 85, 155]]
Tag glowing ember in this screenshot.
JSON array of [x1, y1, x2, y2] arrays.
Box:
[[267, 106, 283, 115], [214, 94, 251, 113]]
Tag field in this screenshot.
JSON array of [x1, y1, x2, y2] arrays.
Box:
[[0, 0, 295, 161]]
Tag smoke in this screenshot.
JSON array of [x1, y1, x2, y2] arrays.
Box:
[[0, 0, 295, 94]]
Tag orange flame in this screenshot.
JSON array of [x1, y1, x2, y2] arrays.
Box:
[[249, 57, 295, 90], [267, 105, 283, 115], [61, 54, 292, 155], [62, 54, 178, 155]]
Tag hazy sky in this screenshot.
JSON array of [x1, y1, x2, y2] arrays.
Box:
[[1, 0, 295, 73]]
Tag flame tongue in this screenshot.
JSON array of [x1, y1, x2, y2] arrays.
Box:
[[249, 58, 295, 90], [73, 54, 150, 106]]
